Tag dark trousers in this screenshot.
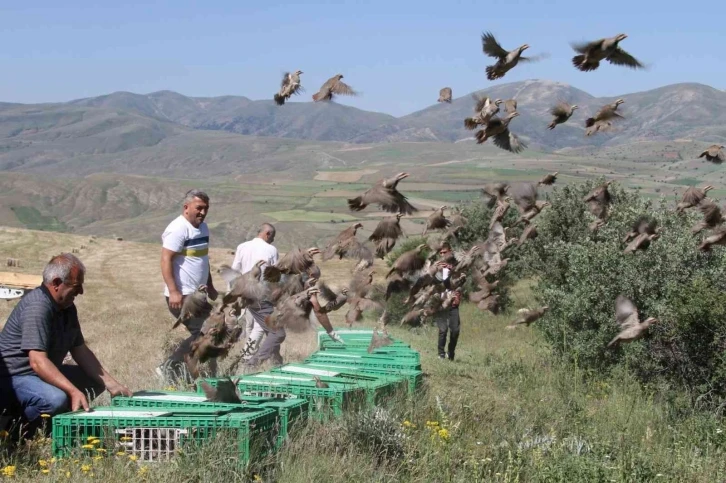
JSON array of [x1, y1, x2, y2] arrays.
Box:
[[436, 307, 460, 360]]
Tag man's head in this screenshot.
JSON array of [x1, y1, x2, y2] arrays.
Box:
[[182, 189, 210, 228], [257, 223, 276, 244], [42, 253, 85, 309], [438, 242, 452, 259]]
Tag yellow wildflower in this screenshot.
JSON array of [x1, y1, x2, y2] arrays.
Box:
[[164, 386, 177, 391], [128, 455, 138, 461], [38, 460, 48, 467], [81, 464, 91, 472], [120, 436, 132, 442], [138, 466, 149, 475], [116, 451, 126, 456], [50, 458, 57, 464], [425, 421, 439, 427], [81, 444, 94, 449], [2, 465, 17, 477], [253, 475, 262, 482], [41, 469, 50, 474], [65, 471, 71, 478], [93, 456, 103, 461], [40, 414, 51, 419], [437, 428, 450, 441], [401, 420, 416, 428], [95, 448, 106, 453]]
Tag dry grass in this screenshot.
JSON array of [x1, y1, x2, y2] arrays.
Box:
[[3, 228, 726, 482]]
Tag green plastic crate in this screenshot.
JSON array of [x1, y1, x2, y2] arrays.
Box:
[[202, 373, 368, 420], [52, 406, 277, 464], [307, 352, 422, 371], [301, 360, 423, 395], [316, 328, 374, 346], [320, 347, 421, 362], [270, 364, 408, 406], [111, 391, 307, 450]]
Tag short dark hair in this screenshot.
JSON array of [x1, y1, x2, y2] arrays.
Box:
[[438, 242, 452, 252], [183, 189, 209, 205]]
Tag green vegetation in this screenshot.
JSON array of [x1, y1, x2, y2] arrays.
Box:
[[11, 206, 67, 232]]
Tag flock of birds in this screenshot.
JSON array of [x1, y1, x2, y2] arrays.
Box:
[[271, 32, 726, 161], [168, 31, 726, 377]]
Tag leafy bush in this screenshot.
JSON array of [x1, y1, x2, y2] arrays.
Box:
[[523, 178, 726, 406]]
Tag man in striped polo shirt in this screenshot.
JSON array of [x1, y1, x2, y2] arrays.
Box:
[[0, 253, 131, 439], [158, 189, 218, 382]]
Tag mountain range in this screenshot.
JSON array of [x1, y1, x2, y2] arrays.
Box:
[[1, 79, 725, 177]]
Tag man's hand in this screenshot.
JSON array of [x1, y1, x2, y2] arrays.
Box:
[[328, 331, 345, 344], [106, 381, 133, 398], [436, 261, 453, 270], [452, 290, 462, 308], [168, 290, 183, 310], [70, 389, 90, 412], [206, 285, 218, 301]]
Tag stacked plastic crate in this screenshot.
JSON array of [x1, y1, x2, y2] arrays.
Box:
[[51, 328, 422, 464]]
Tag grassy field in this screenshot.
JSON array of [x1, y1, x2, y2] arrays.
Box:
[[2, 228, 726, 481]]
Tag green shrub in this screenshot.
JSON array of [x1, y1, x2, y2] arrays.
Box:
[[524, 179, 726, 406]]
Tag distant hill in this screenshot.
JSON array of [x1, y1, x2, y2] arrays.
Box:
[[1, 80, 726, 178]]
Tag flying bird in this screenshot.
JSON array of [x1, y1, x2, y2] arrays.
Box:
[[503, 99, 518, 114], [583, 180, 613, 220], [585, 99, 625, 128], [676, 185, 713, 213], [312, 74, 357, 102], [475, 112, 527, 153], [571, 34, 644, 72], [172, 285, 212, 329], [511, 182, 550, 225], [348, 172, 417, 215], [199, 378, 241, 403], [438, 87, 452, 103], [538, 172, 558, 186], [699, 145, 725, 164], [481, 32, 539, 81], [699, 227, 726, 252], [423, 206, 451, 236], [608, 295, 658, 348], [547, 102, 578, 130], [274, 70, 303, 106], [509, 306, 549, 327], [263, 247, 320, 283], [369, 213, 405, 259], [464, 96, 502, 130], [481, 182, 509, 207]]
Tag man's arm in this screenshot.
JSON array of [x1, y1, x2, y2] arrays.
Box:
[[231, 245, 243, 272], [310, 295, 344, 343], [28, 350, 91, 411], [70, 344, 132, 398], [161, 247, 182, 310]]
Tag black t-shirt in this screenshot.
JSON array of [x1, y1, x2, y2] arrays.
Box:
[[0, 285, 84, 377]]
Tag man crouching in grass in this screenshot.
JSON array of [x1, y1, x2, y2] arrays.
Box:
[[0, 253, 131, 439]]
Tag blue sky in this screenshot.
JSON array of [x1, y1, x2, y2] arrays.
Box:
[[1, 1, 723, 116]]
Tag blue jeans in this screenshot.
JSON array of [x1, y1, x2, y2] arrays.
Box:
[[0, 364, 105, 436]]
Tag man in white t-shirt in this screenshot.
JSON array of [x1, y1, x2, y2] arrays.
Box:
[[158, 189, 218, 382], [231, 223, 279, 359]]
